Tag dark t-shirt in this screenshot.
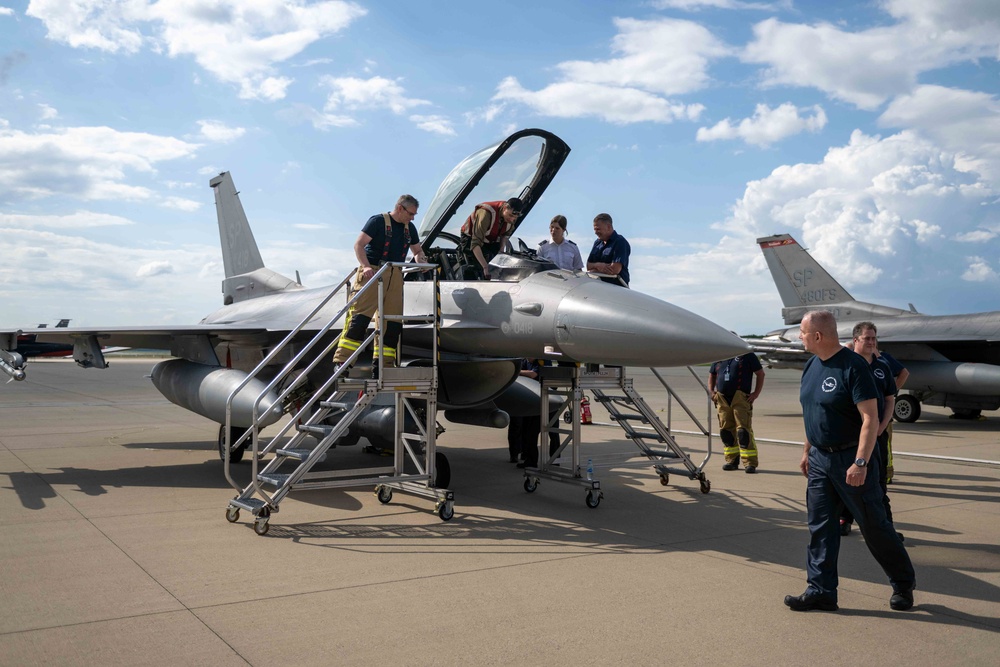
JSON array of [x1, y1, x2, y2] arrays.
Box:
[[587, 230, 630, 285], [869, 355, 898, 423], [800, 347, 879, 448], [879, 351, 906, 379], [361, 214, 421, 265], [710, 353, 763, 399]]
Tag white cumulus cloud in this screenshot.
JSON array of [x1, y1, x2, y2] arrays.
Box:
[[25, 0, 367, 101], [879, 85, 1000, 181], [492, 17, 725, 124], [494, 77, 704, 125], [410, 114, 456, 136], [136, 260, 174, 278], [742, 11, 1000, 111], [961, 257, 998, 281], [0, 210, 135, 229], [0, 124, 201, 202], [321, 75, 429, 114], [197, 119, 246, 143], [697, 103, 827, 146]]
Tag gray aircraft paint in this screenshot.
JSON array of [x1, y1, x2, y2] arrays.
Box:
[[2, 129, 748, 440], [756, 233, 1000, 419]]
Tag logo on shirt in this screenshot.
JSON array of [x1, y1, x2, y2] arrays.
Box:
[[874, 368, 885, 380], [821, 377, 837, 392]]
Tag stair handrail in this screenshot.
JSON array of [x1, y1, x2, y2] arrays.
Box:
[[223, 261, 437, 495]]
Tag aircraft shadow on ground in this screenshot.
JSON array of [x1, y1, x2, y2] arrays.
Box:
[[5, 439, 1000, 615]]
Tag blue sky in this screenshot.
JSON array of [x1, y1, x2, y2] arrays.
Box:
[[1, 0, 998, 335]]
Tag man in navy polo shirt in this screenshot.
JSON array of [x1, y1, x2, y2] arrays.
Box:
[[785, 310, 915, 613], [586, 213, 630, 286], [840, 321, 898, 537]]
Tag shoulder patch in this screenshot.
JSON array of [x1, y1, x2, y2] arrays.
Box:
[[539, 240, 549, 246], [567, 239, 577, 245]]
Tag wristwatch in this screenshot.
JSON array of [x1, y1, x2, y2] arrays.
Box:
[[854, 457, 867, 467]]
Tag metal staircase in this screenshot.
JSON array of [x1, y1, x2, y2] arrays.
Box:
[[591, 368, 712, 494], [221, 261, 452, 535], [525, 365, 713, 507]]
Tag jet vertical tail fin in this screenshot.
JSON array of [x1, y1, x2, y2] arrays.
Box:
[[757, 233, 912, 325], [210, 172, 265, 279], [210, 172, 300, 304]]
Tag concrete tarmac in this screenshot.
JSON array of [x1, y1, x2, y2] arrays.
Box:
[[1, 360, 998, 666]]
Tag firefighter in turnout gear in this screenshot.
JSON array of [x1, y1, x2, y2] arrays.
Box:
[[333, 195, 426, 376], [709, 351, 765, 473], [459, 197, 523, 280]]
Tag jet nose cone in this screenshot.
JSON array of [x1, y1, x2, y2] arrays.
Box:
[[555, 280, 749, 366]]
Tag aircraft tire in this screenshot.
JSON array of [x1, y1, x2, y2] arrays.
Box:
[[218, 424, 248, 463], [433, 451, 451, 489], [893, 395, 920, 423]]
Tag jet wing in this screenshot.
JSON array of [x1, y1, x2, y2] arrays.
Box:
[[875, 333, 997, 344], [5, 325, 273, 350]]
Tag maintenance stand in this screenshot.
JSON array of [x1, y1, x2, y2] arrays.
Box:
[[221, 262, 452, 535], [524, 364, 713, 507]]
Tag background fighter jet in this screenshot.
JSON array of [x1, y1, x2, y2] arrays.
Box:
[[12, 319, 73, 359], [1, 129, 747, 463], [754, 233, 1000, 422]]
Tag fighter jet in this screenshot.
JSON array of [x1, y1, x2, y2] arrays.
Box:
[[1, 129, 748, 464], [11, 319, 73, 359], [754, 233, 1000, 422]]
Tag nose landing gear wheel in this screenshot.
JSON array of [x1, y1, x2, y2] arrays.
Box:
[[218, 424, 248, 463], [893, 394, 920, 423]]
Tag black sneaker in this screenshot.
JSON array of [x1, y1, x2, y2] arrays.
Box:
[[890, 589, 914, 611], [784, 592, 838, 612]]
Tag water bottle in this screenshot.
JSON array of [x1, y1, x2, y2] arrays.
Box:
[[586, 458, 593, 481]]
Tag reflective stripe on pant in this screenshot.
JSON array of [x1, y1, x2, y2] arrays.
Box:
[[333, 265, 404, 365], [715, 390, 758, 465]]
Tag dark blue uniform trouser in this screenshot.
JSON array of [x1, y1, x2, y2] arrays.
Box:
[[841, 431, 893, 524], [806, 446, 915, 601]]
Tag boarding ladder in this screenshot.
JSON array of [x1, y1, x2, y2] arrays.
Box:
[[524, 365, 713, 507], [221, 261, 452, 536]]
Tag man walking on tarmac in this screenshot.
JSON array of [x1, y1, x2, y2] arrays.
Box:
[[333, 195, 426, 377], [840, 322, 899, 538], [708, 350, 765, 473], [785, 310, 915, 613]]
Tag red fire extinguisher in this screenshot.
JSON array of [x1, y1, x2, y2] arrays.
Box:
[[581, 396, 592, 425]]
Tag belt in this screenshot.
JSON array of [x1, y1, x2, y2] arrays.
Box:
[[813, 442, 857, 453]]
